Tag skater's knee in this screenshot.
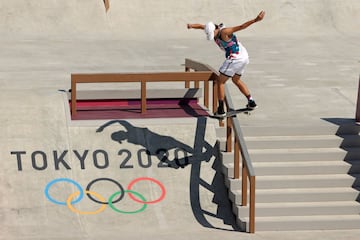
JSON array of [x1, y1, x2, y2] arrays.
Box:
[[231, 78, 239, 84], [232, 74, 241, 83], [218, 73, 230, 83]]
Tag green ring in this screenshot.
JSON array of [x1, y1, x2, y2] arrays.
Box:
[[108, 190, 147, 214]]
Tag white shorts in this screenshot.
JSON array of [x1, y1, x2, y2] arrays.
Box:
[[219, 57, 250, 77]]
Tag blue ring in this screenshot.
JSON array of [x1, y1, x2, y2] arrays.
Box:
[[44, 178, 84, 205]]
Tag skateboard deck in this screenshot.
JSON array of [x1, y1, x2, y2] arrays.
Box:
[[209, 107, 254, 119]]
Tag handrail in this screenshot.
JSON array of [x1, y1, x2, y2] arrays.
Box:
[[184, 58, 256, 233], [224, 85, 256, 233], [184, 58, 219, 115], [70, 71, 214, 117]]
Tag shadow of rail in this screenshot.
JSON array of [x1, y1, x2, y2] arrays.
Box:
[[96, 118, 240, 231]]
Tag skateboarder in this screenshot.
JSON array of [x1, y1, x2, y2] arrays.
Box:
[[187, 10, 265, 117]]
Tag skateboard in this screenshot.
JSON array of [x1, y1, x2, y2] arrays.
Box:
[[209, 107, 254, 119]]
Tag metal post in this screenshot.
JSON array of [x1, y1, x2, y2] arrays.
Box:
[[242, 157, 248, 206], [204, 79, 209, 108], [141, 80, 146, 114], [234, 137, 240, 179], [226, 118, 232, 152], [71, 77, 77, 117], [249, 176, 256, 233], [213, 79, 218, 113], [185, 67, 190, 88]]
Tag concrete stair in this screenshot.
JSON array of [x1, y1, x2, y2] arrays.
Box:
[[217, 121, 360, 232]]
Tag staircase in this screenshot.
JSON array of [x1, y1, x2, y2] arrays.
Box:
[[218, 120, 360, 231]]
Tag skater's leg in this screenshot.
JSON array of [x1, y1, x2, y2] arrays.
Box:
[[232, 74, 257, 109], [218, 73, 229, 101], [214, 73, 229, 116], [232, 74, 251, 97]]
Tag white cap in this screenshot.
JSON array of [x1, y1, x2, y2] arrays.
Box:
[[204, 22, 216, 40]]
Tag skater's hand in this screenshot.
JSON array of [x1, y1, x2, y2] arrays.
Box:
[[96, 126, 104, 133], [186, 23, 204, 30], [255, 10, 265, 22]]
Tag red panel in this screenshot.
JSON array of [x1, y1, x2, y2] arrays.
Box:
[[69, 99, 209, 120]]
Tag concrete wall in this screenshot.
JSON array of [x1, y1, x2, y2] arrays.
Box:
[[0, 0, 107, 38], [0, 0, 358, 39]]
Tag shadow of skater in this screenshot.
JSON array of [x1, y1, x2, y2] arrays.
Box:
[[96, 120, 195, 168]]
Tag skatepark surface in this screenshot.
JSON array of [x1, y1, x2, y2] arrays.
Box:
[[1, 1, 360, 239]]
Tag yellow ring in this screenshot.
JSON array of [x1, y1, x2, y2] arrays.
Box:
[[66, 190, 107, 215]]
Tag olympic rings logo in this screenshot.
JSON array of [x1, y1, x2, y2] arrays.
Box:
[[44, 177, 166, 215]]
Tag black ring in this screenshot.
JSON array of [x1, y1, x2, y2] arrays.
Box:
[[86, 178, 125, 204]]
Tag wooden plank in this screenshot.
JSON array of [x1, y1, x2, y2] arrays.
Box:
[[66, 89, 203, 100], [226, 118, 232, 152], [241, 162, 248, 206], [185, 66, 191, 88], [234, 137, 240, 179], [71, 79, 77, 116], [204, 79, 209, 108], [71, 71, 212, 83], [249, 176, 256, 233], [141, 80, 146, 113]]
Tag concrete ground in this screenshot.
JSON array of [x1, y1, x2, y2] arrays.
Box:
[[0, 1, 359, 239]]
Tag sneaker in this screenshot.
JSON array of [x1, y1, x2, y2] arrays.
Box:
[[247, 99, 257, 109], [214, 107, 226, 118]]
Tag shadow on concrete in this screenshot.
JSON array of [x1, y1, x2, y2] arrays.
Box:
[[190, 117, 240, 231], [322, 118, 360, 202], [96, 118, 240, 231], [179, 99, 209, 117], [96, 119, 194, 168]]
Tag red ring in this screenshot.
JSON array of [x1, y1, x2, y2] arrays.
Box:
[[127, 177, 166, 204]]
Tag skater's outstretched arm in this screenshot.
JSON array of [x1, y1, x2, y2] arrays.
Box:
[[96, 120, 133, 132], [187, 11, 265, 41], [187, 23, 205, 30], [221, 10, 265, 37]]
